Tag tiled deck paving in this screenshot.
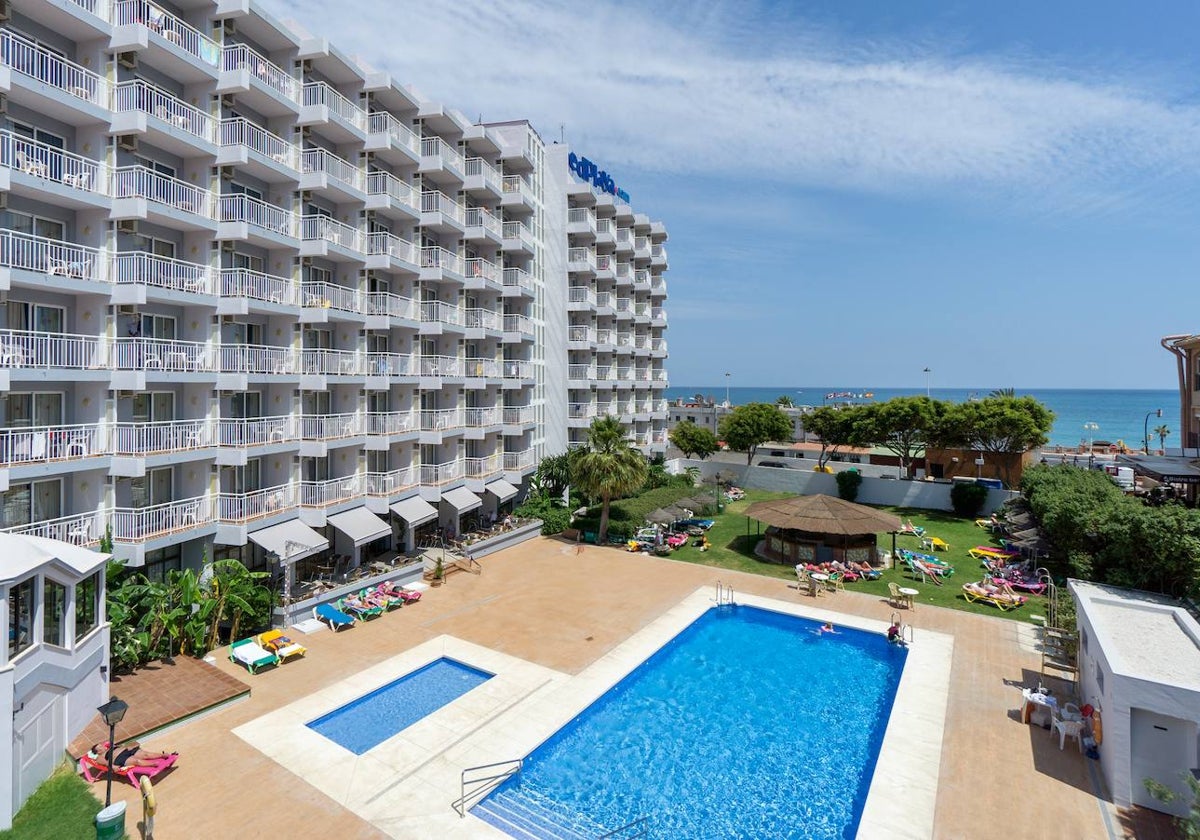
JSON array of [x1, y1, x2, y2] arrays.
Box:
[[83, 537, 1132, 839]]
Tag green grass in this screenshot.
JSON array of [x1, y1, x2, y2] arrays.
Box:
[[667, 493, 1046, 622], [0, 764, 106, 840]]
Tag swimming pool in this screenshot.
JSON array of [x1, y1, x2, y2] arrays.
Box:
[[474, 605, 905, 839], [307, 657, 492, 755]]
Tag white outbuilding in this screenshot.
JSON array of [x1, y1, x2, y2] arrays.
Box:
[[1069, 580, 1200, 817]]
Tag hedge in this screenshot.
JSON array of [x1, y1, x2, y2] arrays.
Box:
[[573, 486, 707, 540]]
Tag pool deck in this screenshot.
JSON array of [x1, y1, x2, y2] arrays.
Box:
[[88, 537, 1116, 839]]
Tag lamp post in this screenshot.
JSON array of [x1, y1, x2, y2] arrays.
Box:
[[1144, 408, 1162, 454], [1083, 421, 1099, 461], [97, 696, 129, 807], [724, 372, 731, 407], [923, 367, 931, 398]]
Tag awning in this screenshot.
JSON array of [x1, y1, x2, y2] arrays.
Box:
[[391, 496, 438, 527], [484, 479, 519, 503], [248, 519, 328, 564], [327, 507, 391, 547], [441, 486, 483, 514]]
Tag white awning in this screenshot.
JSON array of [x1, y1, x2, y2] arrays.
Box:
[[390, 497, 438, 527], [248, 520, 328, 564], [484, 479, 519, 503], [327, 507, 391, 547], [441, 486, 483, 514]]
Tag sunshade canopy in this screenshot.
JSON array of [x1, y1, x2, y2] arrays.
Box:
[[646, 504, 691, 525], [390, 497, 438, 527], [248, 520, 328, 563], [484, 479, 519, 503], [743, 494, 903, 536], [441, 486, 482, 514], [327, 507, 390, 547]]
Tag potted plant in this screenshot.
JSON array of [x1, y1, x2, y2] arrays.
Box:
[[431, 555, 445, 587]]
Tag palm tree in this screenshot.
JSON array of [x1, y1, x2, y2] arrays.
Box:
[[571, 416, 648, 543], [988, 387, 1016, 398], [776, 395, 795, 407], [1155, 424, 1171, 454]]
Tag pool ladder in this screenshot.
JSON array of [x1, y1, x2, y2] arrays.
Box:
[[715, 580, 735, 606], [452, 758, 522, 817], [890, 612, 915, 644]]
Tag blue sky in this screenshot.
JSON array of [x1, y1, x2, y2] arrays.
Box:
[[267, 0, 1200, 389]]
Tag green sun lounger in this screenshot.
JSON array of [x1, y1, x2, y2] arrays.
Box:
[[229, 637, 280, 674], [337, 597, 383, 621]]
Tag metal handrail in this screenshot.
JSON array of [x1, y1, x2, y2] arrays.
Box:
[[598, 815, 651, 839], [452, 758, 522, 817], [715, 580, 734, 606]]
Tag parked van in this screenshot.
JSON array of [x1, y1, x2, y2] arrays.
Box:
[[1104, 465, 1135, 490]]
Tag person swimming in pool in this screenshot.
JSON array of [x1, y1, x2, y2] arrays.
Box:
[[887, 622, 907, 646]]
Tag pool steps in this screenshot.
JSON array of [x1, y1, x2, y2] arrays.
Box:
[[472, 794, 590, 839]]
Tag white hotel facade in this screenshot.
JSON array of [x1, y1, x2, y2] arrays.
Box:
[[0, 0, 670, 581]]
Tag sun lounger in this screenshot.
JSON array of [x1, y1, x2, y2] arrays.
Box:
[[338, 597, 383, 621], [380, 581, 422, 603], [961, 581, 1026, 611], [314, 602, 355, 631], [79, 752, 177, 786], [363, 586, 403, 611], [258, 629, 306, 661], [229, 637, 280, 674]]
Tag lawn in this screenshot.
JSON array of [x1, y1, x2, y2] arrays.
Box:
[[0, 763, 106, 840], [666, 491, 1046, 622]]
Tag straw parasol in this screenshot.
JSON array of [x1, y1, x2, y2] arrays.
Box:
[[744, 494, 902, 536], [646, 505, 690, 526], [676, 496, 714, 514]]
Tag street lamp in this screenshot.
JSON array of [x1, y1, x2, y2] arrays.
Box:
[[923, 367, 931, 398], [97, 696, 129, 807], [724, 372, 731, 407], [1144, 408, 1163, 455], [1083, 421, 1099, 460]]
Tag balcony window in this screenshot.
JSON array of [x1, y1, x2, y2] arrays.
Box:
[[75, 571, 100, 642], [131, 466, 173, 509], [8, 577, 34, 659], [139, 313, 177, 340], [8, 211, 65, 243], [7, 301, 65, 334], [3, 392, 64, 428], [2, 479, 62, 528], [131, 391, 175, 423], [143, 545, 182, 584], [43, 578, 67, 647]]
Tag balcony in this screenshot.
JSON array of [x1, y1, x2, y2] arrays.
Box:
[[364, 352, 412, 380], [218, 483, 298, 524], [0, 330, 107, 373], [111, 251, 217, 299], [615, 227, 633, 251], [651, 244, 667, 264], [420, 246, 465, 280], [299, 347, 362, 377], [112, 494, 215, 543], [0, 231, 104, 285], [1, 131, 108, 208], [595, 218, 614, 242], [300, 281, 364, 318], [419, 460, 463, 486], [502, 221, 536, 253], [419, 354, 463, 377], [300, 413, 363, 441], [502, 406, 536, 426], [364, 290, 417, 323], [219, 268, 297, 310], [596, 292, 613, 312], [217, 415, 297, 446], [421, 190, 466, 230], [501, 174, 534, 210], [0, 422, 106, 466], [568, 208, 596, 236], [596, 326, 614, 345], [567, 247, 596, 274], [218, 118, 299, 182], [299, 215, 365, 261], [112, 80, 217, 153], [568, 287, 596, 308], [219, 44, 301, 116], [465, 406, 502, 428], [464, 207, 502, 241], [112, 337, 214, 375], [568, 326, 596, 345], [650, 277, 668, 296], [111, 0, 221, 82], [503, 314, 533, 337], [569, 402, 597, 421], [110, 417, 216, 457], [300, 475, 363, 508], [568, 364, 596, 381], [463, 157, 502, 196], [502, 267, 534, 296], [365, 411, 416, 437], [218, 344, 297, 380], [420, 299, 464, 329], [366, 112, 421, 164], [111, 166, 216, 228], [596, 255, 615, 278], [419, 136, 465, 181], [465, 454, 501, 479], [365, 170, 419, 219], [421, 408, 465, 432], [300, 82, 367, 141], [364, 467, 418, 499], [464, 257, 500, 287], [4, 511, 103, 546], [502, 360, 533, 380], [503, 449, 536, 473], [300, 147, 367, 200], [364, 231, 418, 276], [634, 236, 650, 258], [464, 357, 501, 378], [217, 193, 297, 246], [0, 30, 111, 123], [464, 308, 501, 333]]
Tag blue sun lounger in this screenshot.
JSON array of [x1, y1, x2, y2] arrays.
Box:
[[314, 603, 355, 631]]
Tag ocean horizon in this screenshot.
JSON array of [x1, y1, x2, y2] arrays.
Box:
[[665, 386, 1182, 450]]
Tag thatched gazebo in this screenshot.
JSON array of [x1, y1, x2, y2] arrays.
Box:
[[743, 494, 902, 567]]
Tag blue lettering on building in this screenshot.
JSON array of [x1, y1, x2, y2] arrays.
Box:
[[568, 152, 630, 203]]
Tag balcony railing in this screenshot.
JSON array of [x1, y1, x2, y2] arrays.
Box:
[[596, 292, 613, 309], [419, 460, 463, 485], [111, 251, 216, 295], [568, 364, 595, 380], [502, 360, 533, 379], [463, 308, 501, 331], [569, 403, 597, 420], [299, 412, 362, 440], [113, 166, 213, 217], [113, 0, 221, 67], [502, 175, 532, 202], [503, 267, 533, 292], [114, 80, 215, 142], [504, 315, 533, 335], [0, 30, 110, 107], [366, 170, 417, 212], [219, 343, 296, 375], [365, 290, 416, 321], [365, 467, 417, 497], [597, 255, 613, 272], [0, 423, 105, 465], [568, 247, 596, 270], [503, 221, 535, 247], [464, 207, 501, 238], [595, 218, 613, 235], [420, 300, 463, 327], [465, 454, 501, 478], [503, 449, 536, 471], [0, 231, 103, 283], [464, 357, 501, 378], [222, 44, 300, 103], [420, 247, 464, 275], [464, 157, 502, 192], [301, 147, 366, 191], [419, 354, 462, 377], [0, 330, 106, 369], [113, 337, 214, 371], [299, 347, 361, 376], [220, 118, 297, 169], [365, 231, 418, 266], [110, 418, 215, 455], [219, 193, 297, 237], [367, 111, 420, 155], [568, 207, 594, 226], [4, 511, 102, 545], [300, 475, 362, 507], [568, 287, 596, 306], [217, 415, 295, 445], [218, 483, 297, 523], [502, 406, 536, 425], [568, 326, 595, 343], [1, 130, 106, 196], [365, 410, 416, 435], [112, 494, 214, 542], [220, 268, 296, 306], [421, 190, 465, 224], [464, 258, 500, 285], [301, 281, 362, 314], [300, 215, 364, 253], [420, 136, 464, 174], [302, 82, 366, 131]]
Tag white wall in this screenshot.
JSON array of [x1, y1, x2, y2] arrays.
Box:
[[540, 144, 570, 456]]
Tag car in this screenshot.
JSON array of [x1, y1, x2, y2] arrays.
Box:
[[677, 518, 715, 530], [758, 461, 786, 468]]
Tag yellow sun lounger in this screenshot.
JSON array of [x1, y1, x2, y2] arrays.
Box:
[[961, 583, 1024, 611], [257, 629, 306, 661]]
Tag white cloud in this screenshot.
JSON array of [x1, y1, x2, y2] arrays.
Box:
[[264, 0, 1200, 209]]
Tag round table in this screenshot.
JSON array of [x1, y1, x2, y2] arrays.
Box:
[[898, 587, 919, 609], [809, 572, 829, 597]]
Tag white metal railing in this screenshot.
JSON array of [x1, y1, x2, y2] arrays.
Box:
[[0, 231, 103, 283], [464, 308, 501, 331], [219, 343, 297, 374], [367, 111, 420, 155], [301, 147, 366, 191], [464, 257, 499, 284], [502, 359, 532, 378], [299, 412, 361, 440], [568, 287, 596, 306], [112, 494, 214, 542], [366, 410, 415, 435], [300, 347, 361, 375], [421, 247, 464, 275], [616, 367, 632, 381], [596, 327, 614, 343], [420, 136, 464, 174], [110, 417, 215, 455], [365, 467, 417, 497], [502, 175, 531, 202], [616, 227, 632, 244], [503, 449, 536, 471], [112, 166, 214, 217], [633, 303, 649, 318], [464, 157, 502, 192], [503, 221, 534, 246], [465, 454, 501, 478], [616, 333, 633, 349], [464, 207, 501, 238], [568, 326, 595, 343], [568, 364, 595, 380], [217, 415, 295, 445], [0, 330, 106, 369], [365, 290, 416, 321], [0, 30, 110, 107], [301, 215, 364, 253], [568, 207, 593, 226], [596, 365, 614, 381], [651, 307, 667, 321], [503, 267, 533, 292], [419, 354, 463, 377], [596, 292, 613, 309], [4, 511, 102, 546], [301, 281, 362, 314], [365, 231, 418, 266], [218, 483, 297, 523], [113, 0, 220, 66], [366, 170, 418, 212], [302, 82, 367, 131], [0, 423, 105, 465], [421, 190, 466, 224], [569, 402, 597, 420], [219, 193, 296, 237], [66, 0, 104, 17], [220, 118, 297, 169], [568, 247, 596, 269], [111, 251, 216, 295], [504, 315, 533, 335], [464, 357, 501, 378], [420, 300, 463, 327], [222, 43, 300, 103], [652, 339, 667, 353], [220, 268, 296, 306], [114, 80, 215, 142], [300, 475, 362, 507], [419, 460, 463, 486], [502, 406, 535, 425], [635, 236, 650, 252], [595, 218, 613, 235], [615, 297, 631, 313], [652, 244, 666, 259], [651, 278, 667, 295], [1, 130, 106, 195], [113, 337, 213, 371], [597, 255, 613, 272]]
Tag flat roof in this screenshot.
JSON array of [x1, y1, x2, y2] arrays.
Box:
[[1117, 454, 1200, 484], [1070, 580, 1200, 692]]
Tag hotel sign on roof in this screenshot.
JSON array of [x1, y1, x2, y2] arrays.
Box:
[[568, 152, 630, 203]]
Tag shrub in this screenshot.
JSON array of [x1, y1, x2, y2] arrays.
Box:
[[514, 496, 571, 535], [575, 485, 701, 541], [835, 470, 862, 502], [949, 482, 989, 517]]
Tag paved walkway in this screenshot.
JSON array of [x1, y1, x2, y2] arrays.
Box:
[[85, 537, 1123, 839]]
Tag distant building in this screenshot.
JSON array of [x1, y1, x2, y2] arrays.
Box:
[[667, 398, 812, 442], [1163, 333, 1200, 450]]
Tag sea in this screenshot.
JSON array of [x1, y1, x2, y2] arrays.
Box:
[[665, 386, 1182, 450]]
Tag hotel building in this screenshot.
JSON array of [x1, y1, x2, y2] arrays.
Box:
[[0, 0, 670, 585]]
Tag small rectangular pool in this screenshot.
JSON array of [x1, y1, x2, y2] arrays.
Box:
[[307, 657, 492, 754]]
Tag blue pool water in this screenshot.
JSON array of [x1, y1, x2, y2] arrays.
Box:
[[476, 606, 905, 839], [307, 658, 492, 755]]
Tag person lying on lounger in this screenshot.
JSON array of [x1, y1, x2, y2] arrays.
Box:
[[89, 741, 176, 768]]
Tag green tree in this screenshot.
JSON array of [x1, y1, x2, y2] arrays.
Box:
[[1155, 424, 1171, 453], [775, 395, 795, 407], [803, 406, 866, 469], [533, 452, 572, 501], [941, 396, 1055, 487], [988, 387, 1016, 398], [570, 416, 649, 543], [668, 420, 719, 460], [835, 470, 862, 502], [719, 402, 793, 465], [854, 396, 945, 477]]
